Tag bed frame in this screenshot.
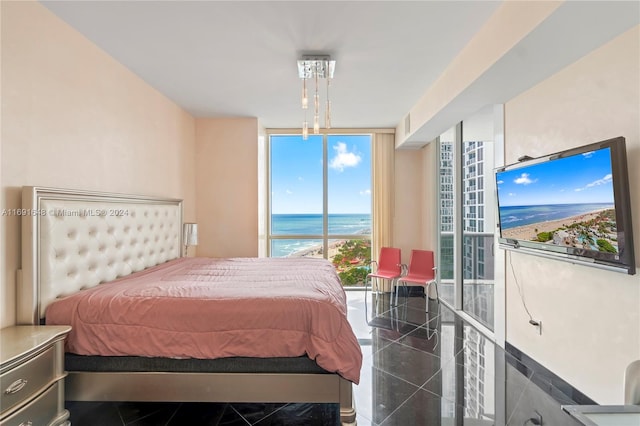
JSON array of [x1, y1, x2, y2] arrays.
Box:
[[18, 186, 357, 425]]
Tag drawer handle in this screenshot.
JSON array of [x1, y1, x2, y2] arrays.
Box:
[[4, 378, 28, 394]]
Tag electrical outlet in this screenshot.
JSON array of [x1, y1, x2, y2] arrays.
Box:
[[529, 319, 542, 335]]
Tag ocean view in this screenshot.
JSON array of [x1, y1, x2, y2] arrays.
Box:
[[271, 213, 371, 257], [499, 203, 614, 230]]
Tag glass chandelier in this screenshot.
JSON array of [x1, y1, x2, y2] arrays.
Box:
[[297, 55, 335, 140]]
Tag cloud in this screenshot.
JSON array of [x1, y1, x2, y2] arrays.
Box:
[[286, 189, 293, 195], [586, 174, 612, 188], [297, 176, 304, 181], [582, 151, 595, 158], [497, 180, 504, 185], [575, 174, 612, 192], [360, 189, 371, 196], [508, 193, 516, 197], [329, 142, 361, 171], [514, 173, 536, 185]]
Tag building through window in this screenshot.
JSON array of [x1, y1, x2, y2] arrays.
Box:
[[437, 106, 500, 331]]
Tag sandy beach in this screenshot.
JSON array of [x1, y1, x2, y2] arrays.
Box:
[[286, 228, 371, 259], [501, 210, 608, 241], [287, 240, 347, 259]]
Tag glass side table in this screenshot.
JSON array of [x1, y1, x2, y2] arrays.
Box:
[[562, 404, 640, 426]]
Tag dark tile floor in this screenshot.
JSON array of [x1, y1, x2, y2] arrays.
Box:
[[66, 400, 339, 425], [66, 290, 584, 425]]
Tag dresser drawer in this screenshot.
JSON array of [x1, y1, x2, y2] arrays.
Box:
[[0, 346, 58, 416], [0, 381, 67, 426]]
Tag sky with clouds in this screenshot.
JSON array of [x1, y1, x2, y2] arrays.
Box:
[[496, 147, 615, 207], [270, 134, 371, 214]]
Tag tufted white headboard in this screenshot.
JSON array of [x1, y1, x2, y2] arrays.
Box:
[[19, 186, 182, 324]]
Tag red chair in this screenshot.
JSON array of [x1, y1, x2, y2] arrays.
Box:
[[394, 249, 439, 312], [366, 247, 402, 293]]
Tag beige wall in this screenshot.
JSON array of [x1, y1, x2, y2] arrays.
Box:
[[0, 2, 197, 327], [397, 1, 561, 146], [393, 147, 438, 264], [504, 25, 640, 404], [0, 0, 4, 323], [393, 150, 424, 265], [195, 118, 258, 258]]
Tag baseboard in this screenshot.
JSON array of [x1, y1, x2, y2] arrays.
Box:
[[505, 342, 596, 406]]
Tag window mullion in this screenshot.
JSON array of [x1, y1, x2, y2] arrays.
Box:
[[454, 122, 464, 311], [323, 133, 329, 258]]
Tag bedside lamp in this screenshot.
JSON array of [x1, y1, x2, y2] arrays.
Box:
[[182, 223, 198, 257]]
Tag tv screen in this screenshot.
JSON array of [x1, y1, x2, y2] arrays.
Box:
[[495, 136, 635, 274]]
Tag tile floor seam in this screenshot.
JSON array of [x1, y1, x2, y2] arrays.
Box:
[[115, 405, 126, 426], [394, 334, 443, 357], [371, 339, 449, 379], [230, 404, 252, 425], [420, 384, 456, 404], [366, 338, 400, 357], [418, 367, 444, 390], [163, 403, 181, 426], [505, 375, 536, 425], [251, 403, 290, 425], [370, 363, 429, 391], [372, 356, 442, 388], [377, 386, 425, 426], [365, 321, 435, 348]]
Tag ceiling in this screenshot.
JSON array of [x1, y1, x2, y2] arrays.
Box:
[[40, 1, 501, 130], [40, 1, 639, 142]]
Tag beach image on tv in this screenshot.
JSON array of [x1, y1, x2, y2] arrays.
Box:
[[496, 147, 618, 253]]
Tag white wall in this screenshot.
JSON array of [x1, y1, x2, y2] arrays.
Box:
[[504, 25, 640, 404]]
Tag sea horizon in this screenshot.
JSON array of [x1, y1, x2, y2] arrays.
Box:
[[499, 202, 614, 230], [271, 213, 371, 257]]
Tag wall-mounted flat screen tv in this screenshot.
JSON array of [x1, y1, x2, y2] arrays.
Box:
[[495, 136, 635, 275]]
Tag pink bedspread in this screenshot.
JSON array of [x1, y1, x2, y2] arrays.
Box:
[[46, 257, 362, 383]]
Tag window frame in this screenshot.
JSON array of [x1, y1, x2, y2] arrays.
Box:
[[435, 105, 505, 341], [265, 129, 373, 261]]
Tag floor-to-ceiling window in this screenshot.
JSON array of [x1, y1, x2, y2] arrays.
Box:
[[461, 111, 497, 330], [268, 132, 372, 286], [438, 126, 457, 307], [437, 106, 501, 331]]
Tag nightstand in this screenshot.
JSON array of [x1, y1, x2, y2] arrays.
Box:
[[1, 326, 71, 426]]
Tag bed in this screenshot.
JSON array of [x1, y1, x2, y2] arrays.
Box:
[[18, 186, 361, 425]]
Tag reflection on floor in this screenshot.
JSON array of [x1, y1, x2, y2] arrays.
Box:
[[347, 290, 588, 426], [439, 282, 496, 331], [66, 290, 587, 425]]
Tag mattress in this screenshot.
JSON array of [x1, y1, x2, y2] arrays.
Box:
[[65, 353, 330, 374], [46, 257, 362, 383]]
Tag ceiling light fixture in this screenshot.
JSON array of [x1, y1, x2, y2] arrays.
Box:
[[298, 55, 335, 140]]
